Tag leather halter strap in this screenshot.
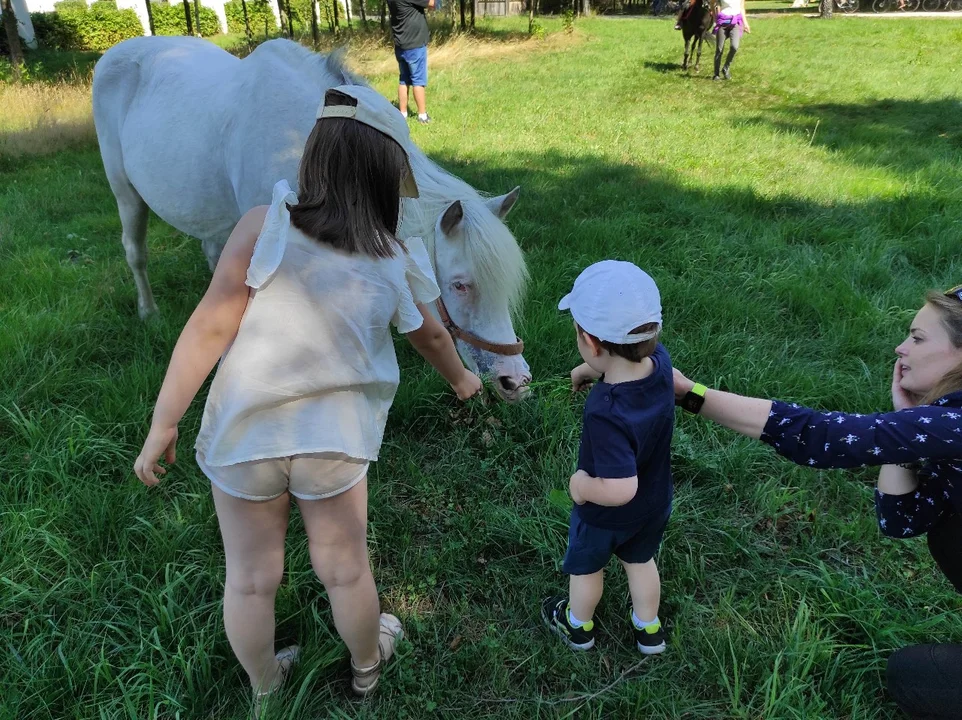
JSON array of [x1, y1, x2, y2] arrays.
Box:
[[435, 296, 524, 357]]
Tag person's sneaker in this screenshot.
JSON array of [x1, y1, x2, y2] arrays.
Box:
[[632, 617, 666, 655], [722, 66, 732, 80], [674, 23, 681, 29], [417, 113, 432, 125], [541, 596, 595, 650], [712, 74, 721, 81]]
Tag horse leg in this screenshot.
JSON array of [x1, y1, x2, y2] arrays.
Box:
[[201, 237, 226, 273], [694, 35, 702, 72], [683, 34, 691, 70], [107, 171, 156, 319]]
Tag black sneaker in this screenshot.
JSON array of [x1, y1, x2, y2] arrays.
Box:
[[632, 616, 666, 655], [541, 596, 595, 650]]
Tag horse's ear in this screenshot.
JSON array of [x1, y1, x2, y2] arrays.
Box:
[[485, 186, 521, 220], [440, 200, 464, 237]]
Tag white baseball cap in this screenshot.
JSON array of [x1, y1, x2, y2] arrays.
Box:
[[317, 85, 420, 199], [558, 260, 662, 344]]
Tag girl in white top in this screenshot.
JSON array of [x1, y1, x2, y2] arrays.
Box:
[[134, 85, 481, 710]]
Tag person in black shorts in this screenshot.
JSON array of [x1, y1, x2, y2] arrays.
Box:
[[542, 260, 674, 656]]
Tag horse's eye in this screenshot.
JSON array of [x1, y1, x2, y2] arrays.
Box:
[[453, 281, 466, 291]]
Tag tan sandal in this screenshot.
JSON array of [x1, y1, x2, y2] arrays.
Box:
[[351, 613, 403, 696], [251, 645, 299, 718]]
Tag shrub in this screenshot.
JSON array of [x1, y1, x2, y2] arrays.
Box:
[[32, 2, 143, 52], [151, 1, 222, 37], [224, 0, 275, 34]]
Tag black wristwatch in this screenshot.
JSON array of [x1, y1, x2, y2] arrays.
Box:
[[680, 383, 708, 414]]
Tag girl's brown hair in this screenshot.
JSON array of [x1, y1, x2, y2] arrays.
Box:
[[289, 90, 406, 259], [921, 290, 962, 405]]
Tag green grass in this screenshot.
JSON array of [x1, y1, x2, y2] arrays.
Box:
[[3, 14, 962, 720]]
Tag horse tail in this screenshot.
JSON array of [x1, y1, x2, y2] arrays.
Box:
[[324, 47, 364, 87]]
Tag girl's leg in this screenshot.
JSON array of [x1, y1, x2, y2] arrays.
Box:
[[296, 477, 381, 669], [622, 558, 661, 622], [714, 28, 727, 77], [723, 24, 742, 74], [212, 486, 290, 692]]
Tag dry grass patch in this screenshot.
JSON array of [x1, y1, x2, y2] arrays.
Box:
[[0, 79, 95, 158], [0, 30, 575, 159], [341, 30, 581, 76]]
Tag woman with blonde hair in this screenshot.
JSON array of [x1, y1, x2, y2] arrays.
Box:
[[673, 287, 962, 719]]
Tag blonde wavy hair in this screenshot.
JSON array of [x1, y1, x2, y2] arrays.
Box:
[[920, 290, 962, 405]]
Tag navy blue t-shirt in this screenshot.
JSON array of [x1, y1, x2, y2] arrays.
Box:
[[575, 343, 675, 530]]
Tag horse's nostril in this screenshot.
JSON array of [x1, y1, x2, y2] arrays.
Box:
[[498, 376, 518, 391]]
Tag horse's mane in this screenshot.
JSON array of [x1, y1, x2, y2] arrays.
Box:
[[403, 146, 528, 317]]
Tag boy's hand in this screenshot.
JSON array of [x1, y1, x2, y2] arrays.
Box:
[[452, 369, 482, 400], [571, 363, 601, 392], [569, 470, 589, 505], [134, 425, 178, 487]]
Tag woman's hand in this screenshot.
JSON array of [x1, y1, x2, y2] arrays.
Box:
[[569, 470, 588, 505], [134, 425, 178, 487], [452, 369, 482, 400], [673, 367, 696, 402], [891, 359, 919, 411]]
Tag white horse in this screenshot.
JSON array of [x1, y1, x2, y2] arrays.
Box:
[[92, 36, 531, 400]]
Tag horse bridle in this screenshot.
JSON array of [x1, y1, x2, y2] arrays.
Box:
[[435, 296, 524, 357]]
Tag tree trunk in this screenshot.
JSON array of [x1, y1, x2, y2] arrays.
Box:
[[820, 0, 833, 16], [310, 0, 319, 46], [379, 0, 385, 29], [194, 0, 202, 35], [144, 0, 155, 35], [332, 0, 339, 32], [1, 0, 23, 83], [240, 0, 253, 50], [287, 0, 294, 36], [527, 0, 533, 32], [345, 0, 351, 28], [459, 0, 465, 29], [182, 0, 194, 34], [359, 0, 366, 25], [469, 0, 474, 28]]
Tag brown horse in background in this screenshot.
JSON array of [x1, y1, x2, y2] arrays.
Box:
[[680, 0, 714, 72]]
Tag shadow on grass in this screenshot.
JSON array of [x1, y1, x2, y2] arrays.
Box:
[[4, 113, 962, 720], [745, 98, 962, 184], [642, 60, 682, 72]]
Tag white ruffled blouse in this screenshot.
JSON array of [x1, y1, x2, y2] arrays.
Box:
[[195, 180, 441, 466]]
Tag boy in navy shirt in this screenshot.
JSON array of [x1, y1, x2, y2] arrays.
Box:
[[542, 260, 674, 655]]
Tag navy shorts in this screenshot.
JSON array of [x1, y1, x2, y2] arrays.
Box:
[[562, 507, 671, 576], [395, 45, 428, 87]]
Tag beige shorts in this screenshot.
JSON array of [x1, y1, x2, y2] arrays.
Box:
[[196, 451, 369, 502]]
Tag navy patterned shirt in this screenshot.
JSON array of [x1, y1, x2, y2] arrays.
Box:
[[760, 391, 962, 537]]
